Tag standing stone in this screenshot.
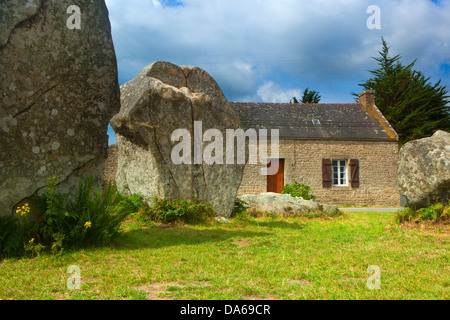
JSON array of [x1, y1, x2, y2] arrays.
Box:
[[111, 61, 246, 217], [396, 130, 450, 208], [0, 0, 120, 215]]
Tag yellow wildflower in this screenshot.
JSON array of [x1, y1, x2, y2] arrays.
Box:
[[84, 221, 92, 229], [29, 238, 35, 244], [16, 203, 30, 216]]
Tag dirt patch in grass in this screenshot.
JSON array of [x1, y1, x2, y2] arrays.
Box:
[[136, 282, 178, 300], [286, 279, 313, 286], [81, 277, 99, 284], [397, 221, 450, 234], [136, 281, 212, 300], [231, 239, 254, 247]]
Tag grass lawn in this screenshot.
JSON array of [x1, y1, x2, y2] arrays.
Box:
[[0, 211, 448, 300]]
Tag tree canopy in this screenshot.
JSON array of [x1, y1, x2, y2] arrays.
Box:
[[354, 37, 450, 145], [291, 88, 321, 104]]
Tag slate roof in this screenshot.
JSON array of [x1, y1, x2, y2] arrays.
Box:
[[230, 102, 398, 141]]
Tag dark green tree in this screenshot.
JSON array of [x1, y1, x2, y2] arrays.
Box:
[[291, 88, 321, 104], [354, 37, 450, 145]]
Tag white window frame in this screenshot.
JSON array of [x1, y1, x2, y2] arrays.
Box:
[[332, 160, 348, 186]]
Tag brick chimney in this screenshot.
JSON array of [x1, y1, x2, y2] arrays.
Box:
[[358, 90, 375, 107]]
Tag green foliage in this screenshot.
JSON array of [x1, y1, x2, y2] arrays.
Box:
[[26, 177, 138, 253], [396, 203, 449, 224], [32, 177, 71, 247], [230, 198, 250, 220], [0, 215, 25, 258], [354, 37, 450, 145], [140, 197, 216, 224], [1, 202, 36, 258], [1, 177, 143, 258], [24, 237, 45, 257], [282, 181, 316, 200], [121, 193, 146, 214], [291, 88, 321, 104]]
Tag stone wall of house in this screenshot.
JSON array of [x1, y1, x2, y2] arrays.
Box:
[[103, 144, 119, 182], [238, 139, 401, 207]]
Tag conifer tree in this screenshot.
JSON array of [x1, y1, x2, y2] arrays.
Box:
[[291, 88, 321, 104], [355, 38, 450, 145]]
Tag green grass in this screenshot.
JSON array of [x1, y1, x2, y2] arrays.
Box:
[[0, 211, 448, 300]]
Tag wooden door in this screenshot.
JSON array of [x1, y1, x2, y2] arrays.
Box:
[[267, 159, 285, 193]]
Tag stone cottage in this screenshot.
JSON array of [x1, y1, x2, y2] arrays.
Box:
[[105, 90, 400, 207], [231, 90, 400, 207]]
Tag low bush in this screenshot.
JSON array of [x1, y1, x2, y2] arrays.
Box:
[[1, 202, 37, 258], [0, 215, 25, 258], [137, 197, 216, 224], [230, 198, 249, 219], [396, 203, 449, 224], [282, 181, 316, 200], [2, 177, 140, 258], [34, 177, 140, 250]]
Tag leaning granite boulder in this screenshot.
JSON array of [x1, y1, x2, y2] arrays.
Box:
[[110, 61, 245, 217], [396, 130, 450, 208], [0, 1, 120, 215], [238, 193, 340, 215]]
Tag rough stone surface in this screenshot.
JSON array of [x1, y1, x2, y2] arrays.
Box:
[[0, 0, 120, 215], [396, 130, 450, 208], [238, 193, 340, 214], [110, 61, 245, 217], [103, 144, 119, 182], [214, 216, 231, 224]]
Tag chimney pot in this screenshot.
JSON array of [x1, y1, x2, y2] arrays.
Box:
[[358, 90, 375, 106]]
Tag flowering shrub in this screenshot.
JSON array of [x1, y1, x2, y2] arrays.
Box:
[[0, 201, 36, 258], [1, 177, 142, 258], [33, 176, 140, 249], [24, 237, 45, 257]]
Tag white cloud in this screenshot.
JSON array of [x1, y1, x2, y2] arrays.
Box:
[[257, 81, 302, 103], [152, 0, 163, 8]]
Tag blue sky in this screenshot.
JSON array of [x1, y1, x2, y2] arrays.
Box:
[[105, 0, 450, 145]]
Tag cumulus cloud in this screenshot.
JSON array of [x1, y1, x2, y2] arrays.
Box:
[[257, 81, 302, 103], [105, 0, 450, 103]]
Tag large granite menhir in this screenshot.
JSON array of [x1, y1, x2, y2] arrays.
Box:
[[396, 130, 450, 208], [0, 0, 120, 215], [111, 61, 246, 217]]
